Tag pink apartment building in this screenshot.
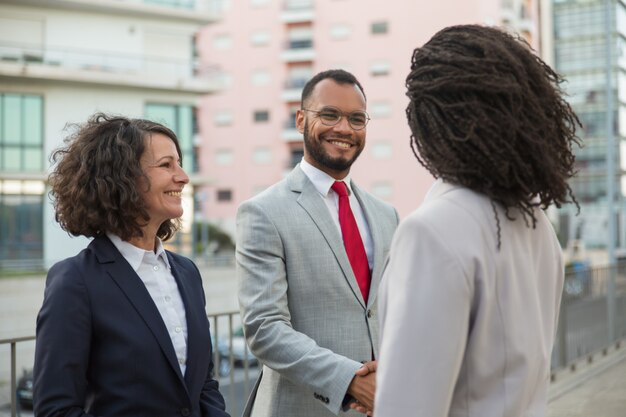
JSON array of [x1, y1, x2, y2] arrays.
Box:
[[198, 0, 539, 237]]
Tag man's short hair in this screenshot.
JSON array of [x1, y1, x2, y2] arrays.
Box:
[[301, 69, 366, 107]]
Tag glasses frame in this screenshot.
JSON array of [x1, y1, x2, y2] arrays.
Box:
[[301, 106, 370, 131]]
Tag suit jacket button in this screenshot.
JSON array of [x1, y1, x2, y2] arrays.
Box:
[[180, 408, 190, 416], [324, 396, 329, 403], [367, 309, 373, 319]]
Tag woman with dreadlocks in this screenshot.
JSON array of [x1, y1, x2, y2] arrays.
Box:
[[374, 25, 581, 417]]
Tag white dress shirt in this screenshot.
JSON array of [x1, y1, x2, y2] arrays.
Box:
[[299, 158, 374, 269], [107, 233, 189, 375]]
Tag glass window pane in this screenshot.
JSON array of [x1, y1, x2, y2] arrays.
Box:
[[24, 148, 43, 171], [3, 95, 22, 145], [0, 95, 3, 145], [178, 105, 193, 151], [0, 192, 43, 261], [145, 104, 177, 130], [3, 147, 21, 170], [23, 96, 43, 145]]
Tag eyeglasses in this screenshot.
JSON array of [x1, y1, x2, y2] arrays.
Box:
[[302, 106, 370, 130]]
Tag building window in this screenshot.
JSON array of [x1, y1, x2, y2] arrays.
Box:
[[287, 27, 313, 49], [252, 69, 271, 86], [217, 189, 232, 202], [371, 142, 392, 159], [145, 103, 198, 173], [371, 21, 389, 35], [214, 110, 234, 126], [330, 23, 352, 40], [254, 110, 270, 122], [0, 93, 44, 172], [213, 34, 233, 50], [286, 105, 299, 129], [253, 147, 272, 164], [215, 149, 234, 166], [370, 102, 392, 118], [250, 30, 271, 46], [0, 180, 44, 262], [218, 72, 234, 89], [370, 60, 390, 76], [144, 0, 195, 9], [286, 65, 313, 88], [289, 147, 304, 168], [371, 182, 393, 199]]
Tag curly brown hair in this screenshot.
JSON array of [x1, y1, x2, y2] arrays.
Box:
[[49, 113, 183, 241], [406, 24, 581, 243]]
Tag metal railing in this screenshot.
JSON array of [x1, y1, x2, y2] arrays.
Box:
[[0, 336, 35, 417], [2, 264, 625, 416], [0, 42, 221, 80], [208, 311, 258, 417], [0, 313, 255, 417], [552, 263, 626, 368]]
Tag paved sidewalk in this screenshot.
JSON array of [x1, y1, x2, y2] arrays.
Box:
[[548, 342, 626, 417]]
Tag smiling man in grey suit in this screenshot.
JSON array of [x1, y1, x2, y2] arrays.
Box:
[[236, 69, 399, 417]]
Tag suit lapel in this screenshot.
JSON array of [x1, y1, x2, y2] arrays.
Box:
[[352, 183, 384, 307], [92, 237, 187, 388], [289, 167, 367, 308]]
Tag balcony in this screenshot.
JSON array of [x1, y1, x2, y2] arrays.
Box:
[[0, 43, 222, 94], [280, 40, 315, 62], [281, 77, 307, 102], [0, 0, 220, 25], [282, 120, 302, 142], [281, 0, 314, 23]]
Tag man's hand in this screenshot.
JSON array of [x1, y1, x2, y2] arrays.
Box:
[[347, 361, 377, 415]]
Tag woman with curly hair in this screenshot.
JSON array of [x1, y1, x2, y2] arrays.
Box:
[[33, 113, 229, 417], [373, 25, 581, 417]]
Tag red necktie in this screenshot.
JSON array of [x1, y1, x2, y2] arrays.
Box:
[[331, 181, 371, 302]]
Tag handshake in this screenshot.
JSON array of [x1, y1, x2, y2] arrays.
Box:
[[347, 360, 378, 416]]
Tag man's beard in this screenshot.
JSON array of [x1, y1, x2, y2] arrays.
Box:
[[302, 120, 363, 172]]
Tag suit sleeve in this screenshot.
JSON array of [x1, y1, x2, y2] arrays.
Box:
[[236, 200, 362, 415], [33, 260, 97, 417], [375, 215, 473, 417]]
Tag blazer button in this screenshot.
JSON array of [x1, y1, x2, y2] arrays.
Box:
[[180, 408, 190, 416], [324, 396, 329, 404], [367, 309, 373, 319]]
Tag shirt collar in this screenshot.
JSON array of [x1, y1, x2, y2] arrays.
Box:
[[299, 158, 354, 197], [106, 232, 171, 272]]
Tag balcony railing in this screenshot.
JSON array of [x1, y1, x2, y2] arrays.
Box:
[[281, 0, 314, 23], [0, 42, 221, 91], [284, 77, 308, 89], [1, 0, 218, 24], [144, 0, 196, 9], [283, 0, 314, 10]]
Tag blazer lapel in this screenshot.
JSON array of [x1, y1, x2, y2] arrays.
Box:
[[289, 166, 368, 308], [92, 237, 187, 387]]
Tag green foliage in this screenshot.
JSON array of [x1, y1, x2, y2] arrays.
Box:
[[193, 222, 234, 254]]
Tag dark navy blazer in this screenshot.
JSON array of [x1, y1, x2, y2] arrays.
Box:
[[33, 235, 229, 417]]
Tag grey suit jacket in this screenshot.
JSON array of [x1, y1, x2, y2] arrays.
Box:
[[236, 165, 399, 417]]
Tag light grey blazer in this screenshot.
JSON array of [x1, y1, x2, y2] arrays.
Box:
[[236, 165, 399, 417], [375, 180, 564, 417]]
